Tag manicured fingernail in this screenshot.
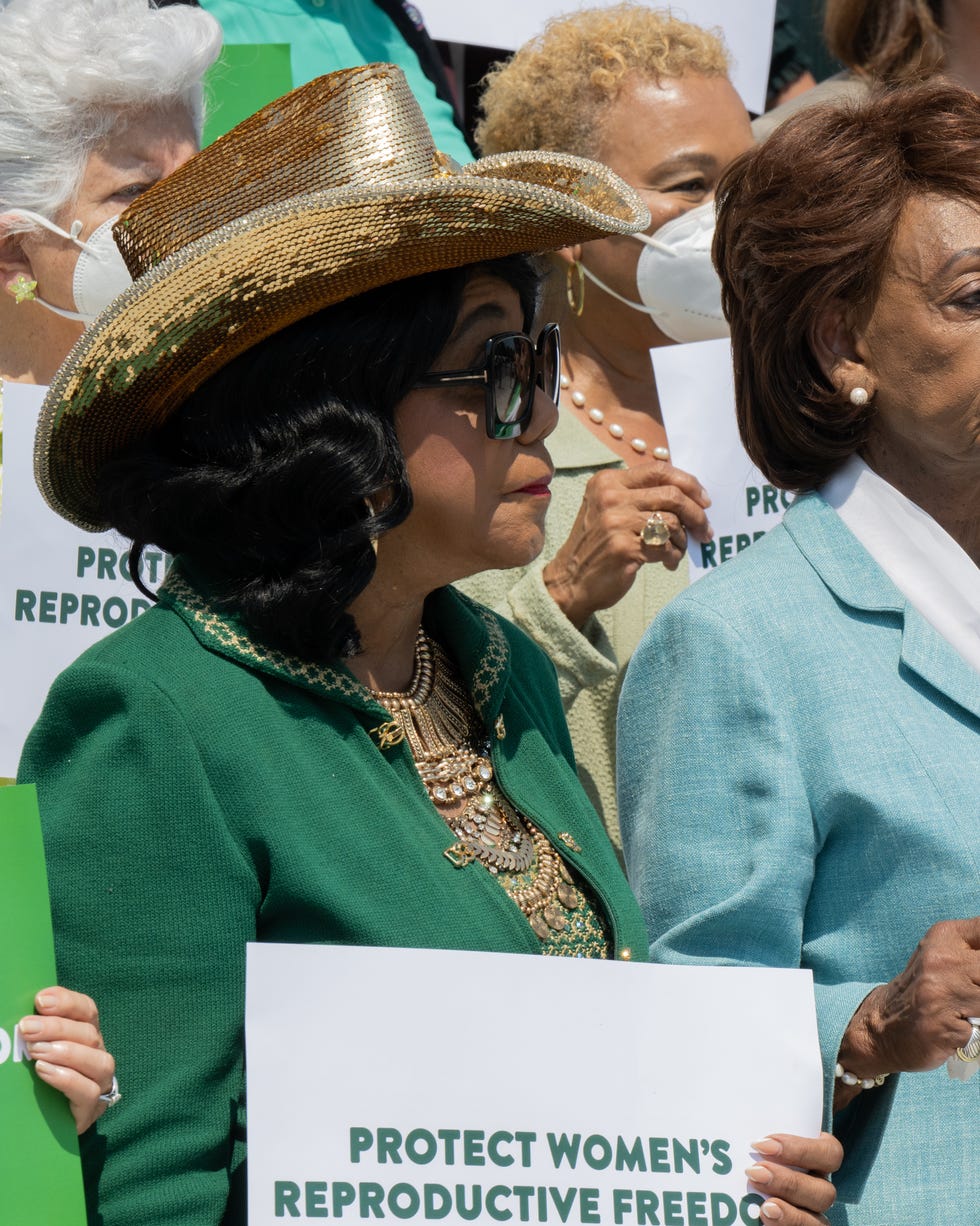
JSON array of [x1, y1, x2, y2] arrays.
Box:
[[28, 1041, 53, 1054], [18, 1018, 42, 1037], [699, 487, 711, 504], [761, 1202, 783, 1221], [705, 521, 714, 540], [751, 1137, 783, 1156], [34, 1059, 62, 1078], [745, 1164, 773, 1186], [36, 993, 55, 1010]]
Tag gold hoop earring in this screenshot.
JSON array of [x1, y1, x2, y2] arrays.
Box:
[[565, 261, 585, 317]]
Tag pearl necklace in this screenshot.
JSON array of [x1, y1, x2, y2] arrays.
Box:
[[560, 373, 670, 460]]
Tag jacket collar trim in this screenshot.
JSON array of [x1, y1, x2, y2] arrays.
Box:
[[419, 588, 511, 723], [158, 567, 511, 721], [160, 567, 374, 706]]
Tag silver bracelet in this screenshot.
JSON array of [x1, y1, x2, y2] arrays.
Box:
[[834, 1062, 887, 1091]]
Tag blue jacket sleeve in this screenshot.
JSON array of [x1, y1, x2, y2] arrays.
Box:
[[617, 596, 896, 1173]]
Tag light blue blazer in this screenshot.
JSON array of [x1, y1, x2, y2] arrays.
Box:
[[618, 493, 980, 1223]]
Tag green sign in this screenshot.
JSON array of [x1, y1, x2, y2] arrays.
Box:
[[0, 785, 87, 1224], [203, 43, 293, 145]]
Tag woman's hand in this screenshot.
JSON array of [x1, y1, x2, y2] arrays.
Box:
[[835, 918, 980, 1109], [542, 460, 713, 628], [745, 1132, 841, 1224], [19, 987, 116, 1134]]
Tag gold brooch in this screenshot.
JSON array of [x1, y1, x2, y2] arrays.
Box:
[[444, 843, 476, 868], [370, 720, 405, 749], [494, 715, 506, 740], [557, 832, 581, 853]]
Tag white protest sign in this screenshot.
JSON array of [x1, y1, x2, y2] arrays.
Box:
[[0, 383, 168, 777], [418, 1, 777, 115], [652, 338, 792, 582], [246, 944, 821, 1226]]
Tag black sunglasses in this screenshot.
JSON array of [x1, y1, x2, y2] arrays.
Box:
[[414, 323, 561, 440]]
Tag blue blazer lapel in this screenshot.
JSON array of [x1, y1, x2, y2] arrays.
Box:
[[897, 612, 980, 722], [782, 493, 980, 722]]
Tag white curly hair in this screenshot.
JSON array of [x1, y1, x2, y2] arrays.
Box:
[[0, 0, 221, 232]]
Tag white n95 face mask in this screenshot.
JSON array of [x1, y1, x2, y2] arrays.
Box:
[[634, 200, 729, 343], [579, 200, 729, 344], [8, 208, 133, 325]]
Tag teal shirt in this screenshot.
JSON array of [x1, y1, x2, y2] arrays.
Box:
[[20, 568, 645, 1225], [200, 0, 473, 164]]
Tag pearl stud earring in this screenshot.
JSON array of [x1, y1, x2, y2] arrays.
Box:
[[849, 387, 870, 407]]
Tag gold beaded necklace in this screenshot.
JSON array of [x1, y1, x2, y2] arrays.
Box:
[[369, 630, 586, 939]]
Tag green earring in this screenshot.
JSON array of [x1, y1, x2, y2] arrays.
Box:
[[8, 274, 38, 304]]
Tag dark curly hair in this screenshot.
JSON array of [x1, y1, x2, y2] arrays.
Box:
[[99, 255, 542, 660]]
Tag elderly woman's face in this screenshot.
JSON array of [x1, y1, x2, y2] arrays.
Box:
[[578, 71, 753, 345], [387, 273, 558, 592], [855, 194, 980, 484], [20, 103, 197, 317]]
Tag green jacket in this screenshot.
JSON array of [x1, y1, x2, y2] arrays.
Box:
[[19, 565, 646, 1226]]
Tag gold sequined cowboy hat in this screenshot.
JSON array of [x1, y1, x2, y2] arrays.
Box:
[[35, 63, 649, 530]]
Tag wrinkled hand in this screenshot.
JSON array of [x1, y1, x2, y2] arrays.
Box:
[[542, 460, 712, 628], [836, 918, 980, 1108], [19, 987, 115, 1134], [745, 1132, 841, 1224]]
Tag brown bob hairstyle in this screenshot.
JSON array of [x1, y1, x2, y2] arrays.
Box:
[[713, 80, 980, 491], [824, 0, 945, 83]]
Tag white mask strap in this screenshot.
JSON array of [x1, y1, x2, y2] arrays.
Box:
[[6, 207, 94, 251], [579, 261, 652, 314], [631, 231, 674, 256], [33, 295, 88, 322], [7, 208, 89, 319], [6, 210, 130, 324]]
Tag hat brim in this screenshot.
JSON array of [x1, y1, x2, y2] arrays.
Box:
[[37, 155, 649, 530]]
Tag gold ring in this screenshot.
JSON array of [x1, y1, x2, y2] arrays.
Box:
[[641, 512, 671, 547]]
